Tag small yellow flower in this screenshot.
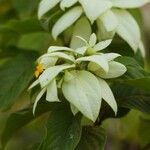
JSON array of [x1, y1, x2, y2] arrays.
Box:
[[34, 64, 43, 78]]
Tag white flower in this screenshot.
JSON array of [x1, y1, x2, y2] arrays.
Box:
[[38, 0, 149, 55], [29, 34, 127, 122]]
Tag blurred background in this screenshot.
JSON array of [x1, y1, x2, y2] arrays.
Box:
[[0, 0, 150, 150]]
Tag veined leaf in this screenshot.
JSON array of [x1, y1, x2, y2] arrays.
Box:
[[111, 0, 150, 8], [1, 101, 57, 149], [112, 9, 141, 51], [62, 70, 102, 122], [79, 0, 112, 23], [0, 53, 37, 110], [39, 64, 75, 88], [39, 104, 82, 150], [46, 79, 60, 102], [100, 10, 118, 32], [97, 78, 117, 114], [38, 0, 60, 19], [60, 0, 77, 10], [76, 55, 109, 72], [70, 17, 91, 49], [112, 84, 150, 114], [76, 126, 107, 150], [52, 6, 83, 39]]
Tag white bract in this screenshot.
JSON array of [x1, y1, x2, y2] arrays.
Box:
[[38, 0, 149, 55], [29, 34, 127, 122]]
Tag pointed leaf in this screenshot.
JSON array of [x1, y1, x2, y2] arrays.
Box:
[[97, 78, 117, 114], [0, 53, 36, 110], [46, 79, 60, 102], [39, 105, 82, 150], [102, 53, 121, 61], [52, 6, 83, 39], [76, 55, 109, 72], [79, 0, 112, 22], [60, 0, 77, 10], [100, 10, 118, 32], [62, 70, 102, 121], [38, 0, 60, 19], [41, 52, 75, 62], [89, 33, 97, 47], [111, 0, 150, 8], [48, 46, 74, 53], [76, 126, 107, 150], [70, 17, 91, 49], [113, 9, 141, 51], [39, 64, 75, 88], [90, 61, 127, 79], [94, 39, 112, 51]]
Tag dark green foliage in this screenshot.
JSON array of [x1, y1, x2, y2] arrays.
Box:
[[0, 52, 37, 110], [76, 127, 106, 150], [39, 104, 82, 150]]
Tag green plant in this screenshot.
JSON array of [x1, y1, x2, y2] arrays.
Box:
[[0, 0, 150, 150]]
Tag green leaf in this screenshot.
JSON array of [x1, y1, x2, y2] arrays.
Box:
[[116, 56, 148, 79], [76, 126, 106, 150], [17, 32, 52, 52], [126, 77, 150, 91], [0, 52, 37, 110], [112, 83, 150, 114], [12, 0, 40, 18], [138, 117, 150, 147], [39, 104, 82, 150], [0, 18, 43, 34], [1, 101, 57, 149]]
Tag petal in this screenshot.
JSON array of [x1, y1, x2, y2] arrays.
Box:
[[97, 78, 117, 114], [95, 61, 127, 79], [38, 0, 60, 19], [79, 0, 112, 22], [89, 33, 97, 47], [60, 0, 77, 10], [52, 6, 83, 39], [70, 17, 91, 49], [38, 56, 58, 69], [62, 70, 102, 122], [113, 9, 141, 51], [39, 64, 75, 88], [42, 52, 75, 62], [102, 53, 121, 61], [96, 17, 115, 41], [111, 0, 150, 8], [33, 88, 46, 115], [76, 55, 109, 72], [75, 46, 87, 55], [94, 39, 112, 51], [46, 79, 60, 102], [48, 46, 74, 53], [100, 10, 118, 32]]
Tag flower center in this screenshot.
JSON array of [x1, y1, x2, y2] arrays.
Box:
[[34, 64, 43, 78]]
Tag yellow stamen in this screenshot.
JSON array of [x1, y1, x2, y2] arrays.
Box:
[[34, 64, 43, 78]]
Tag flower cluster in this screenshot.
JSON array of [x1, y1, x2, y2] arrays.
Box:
[[38, 0, 150, 55], [29, 34, 127, 122]]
